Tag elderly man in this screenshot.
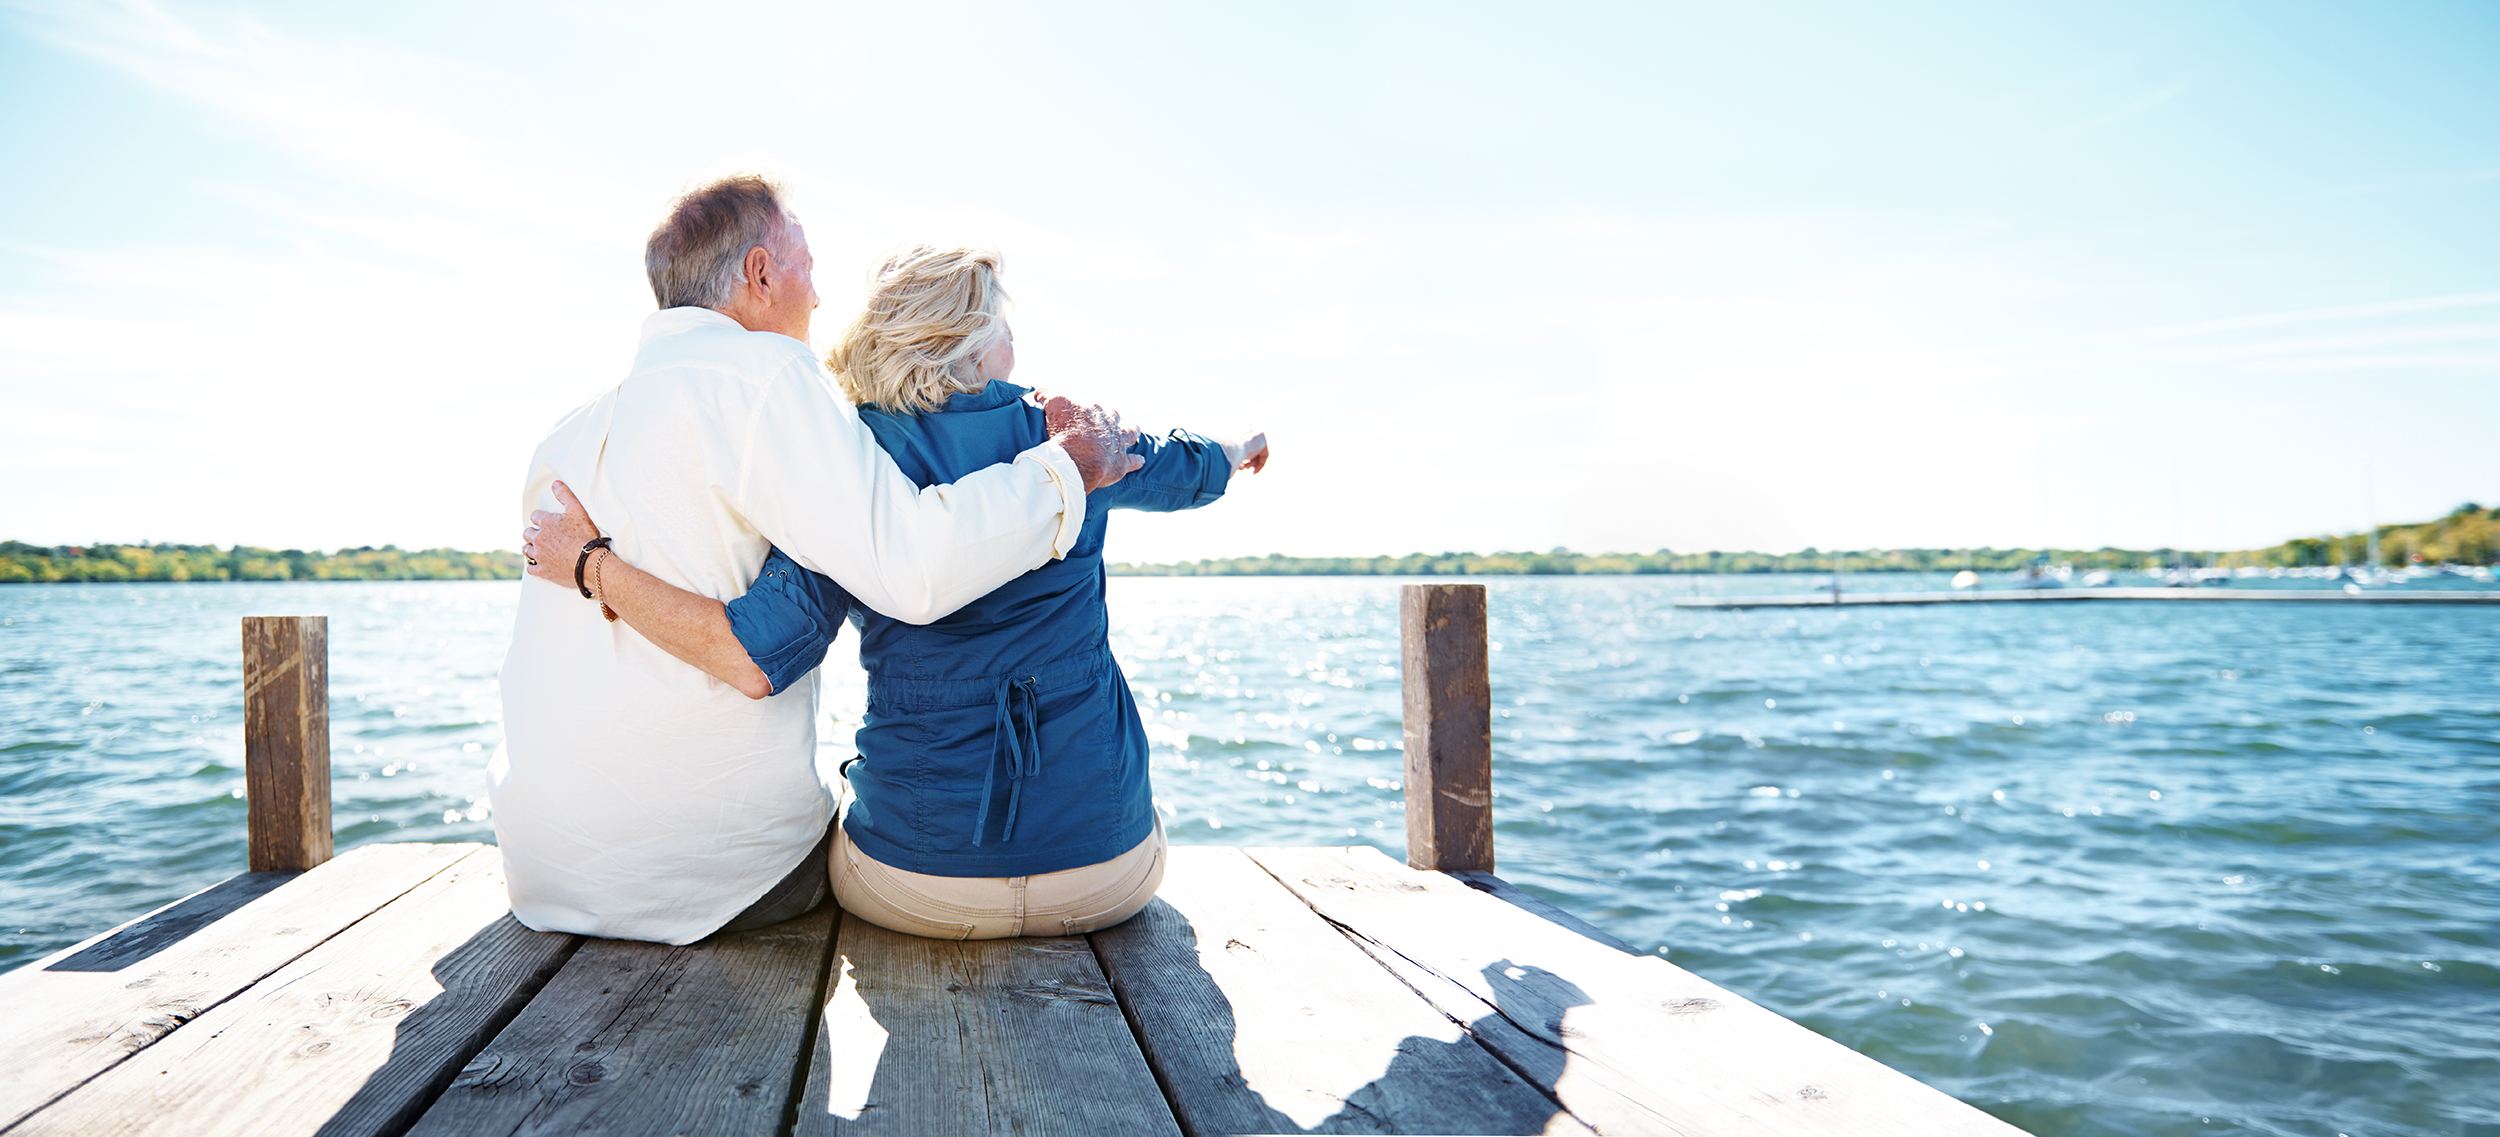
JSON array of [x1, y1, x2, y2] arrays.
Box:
[[495, 174, 1137, 944]]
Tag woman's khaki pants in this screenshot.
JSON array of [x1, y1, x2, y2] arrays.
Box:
[[828, 812, 1167, 941]]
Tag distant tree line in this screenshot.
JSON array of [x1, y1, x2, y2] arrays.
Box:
[[0, 542, 522, 583], [2259, 503, 2496, 569], [1111, 504, 2500, 577], [6, 504, 2489, 584]]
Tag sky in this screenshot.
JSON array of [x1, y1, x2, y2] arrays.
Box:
[[2, 0, 2496, 564]]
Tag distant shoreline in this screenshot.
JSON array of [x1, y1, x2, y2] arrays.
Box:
[[6, 505, 2489, 583], [0, 542, 519, 584], [1113, 506, 2494, 577]]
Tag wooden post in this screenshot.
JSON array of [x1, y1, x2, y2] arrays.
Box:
[[242, 616, 332, 872], [1400, 584, 1493, 873]]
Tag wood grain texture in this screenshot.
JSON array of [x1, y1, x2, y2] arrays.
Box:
[[406, 906, 836, 1137], [1267, 885, 1715, 1137], [1247, 847, 2029, 1137], [1092, 845, 1589, 1135], [14, 847, 578, 1137], [0, 842, 477, 1132], [32, 873, 297, 975], [793, 917, 1178, 1137], [1449, 871, 1643, 957], [242, 616, 332, 872], [1400, 584, 1492, 873]]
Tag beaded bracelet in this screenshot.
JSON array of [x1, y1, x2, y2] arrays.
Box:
[[575, 537, 618, 620]]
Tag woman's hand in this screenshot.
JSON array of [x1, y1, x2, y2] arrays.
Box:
[[523, 480, 602, 588], [1221, 431, 1270, 474], [519, 482, 770, 696]]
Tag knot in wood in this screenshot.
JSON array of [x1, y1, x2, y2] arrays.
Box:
[[1011, 980, 1117, 1007], [366, 999, 415, 1021], [454, 1053, 513, 1088]]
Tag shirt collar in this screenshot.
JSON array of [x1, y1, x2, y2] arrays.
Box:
[[941, 379, 1030, 413], [640, 306, 746, 342]]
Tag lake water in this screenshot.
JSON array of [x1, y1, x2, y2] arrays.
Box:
[[3, 576, 2495, 1137]]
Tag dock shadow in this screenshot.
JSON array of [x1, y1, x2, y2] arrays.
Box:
[[305, 914, 576, 1137], [1091, 900, 1588, 1135], [801, 915, 1178, 1136], [1313, 957, 1586, 1134], [46, 871, 298, 973]]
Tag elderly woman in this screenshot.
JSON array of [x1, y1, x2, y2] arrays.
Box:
[[525, 245, 1266, 939]]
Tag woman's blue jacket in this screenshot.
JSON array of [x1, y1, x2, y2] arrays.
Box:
[[724, 380, 1231, 877]]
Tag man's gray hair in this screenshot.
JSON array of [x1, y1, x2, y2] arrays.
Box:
[[644, 174, 791, 310]]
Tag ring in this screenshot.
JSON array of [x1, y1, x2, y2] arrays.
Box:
[[525, 556, 538, 566]]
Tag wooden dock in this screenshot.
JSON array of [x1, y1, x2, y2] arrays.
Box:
[[0, 590, 2026, 1136], [1675, 586, 2500, 609]]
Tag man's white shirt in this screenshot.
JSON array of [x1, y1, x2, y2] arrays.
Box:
[[494, 307, 1085, 944]]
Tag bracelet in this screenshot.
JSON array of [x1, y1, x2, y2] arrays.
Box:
[[593, 549, 617, 622], [575, 537, 613, 598]]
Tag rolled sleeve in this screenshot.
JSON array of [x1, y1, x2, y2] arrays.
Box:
[[1016, 440, 1088, 557], [1105, 429, 1233, 513], [725, 547, 856, 695]]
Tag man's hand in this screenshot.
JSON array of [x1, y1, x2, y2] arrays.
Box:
[[522, 480, 603, 587], [1042, 395, 1143, 491]]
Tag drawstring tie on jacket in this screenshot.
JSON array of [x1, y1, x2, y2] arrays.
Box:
[[974, 675, 1044, 846]]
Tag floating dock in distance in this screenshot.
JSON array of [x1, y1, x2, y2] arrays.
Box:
[[1675, 587, 2500, 609], [0, 594, 2025, 1137]]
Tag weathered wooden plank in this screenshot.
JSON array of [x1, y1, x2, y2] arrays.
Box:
[[406, 906, 836, 1137], [1401, 583, 1493, 873], [0, 842, 478, 1132], [27, 874, 297, 976], [793, 917, 1178, 1137], [1266, 891, 1724, 1137], [1092, 845, 1591, 1135], [14, 847, 577, 1137], [1260, 852, 1719, 1137], [1247, 847, 2027, 1137], [1449, 870, 1643, 957], [242, 616, 332, 873]]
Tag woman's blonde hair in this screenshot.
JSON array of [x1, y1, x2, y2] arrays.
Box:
[[827, 245, 1009, 415]]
